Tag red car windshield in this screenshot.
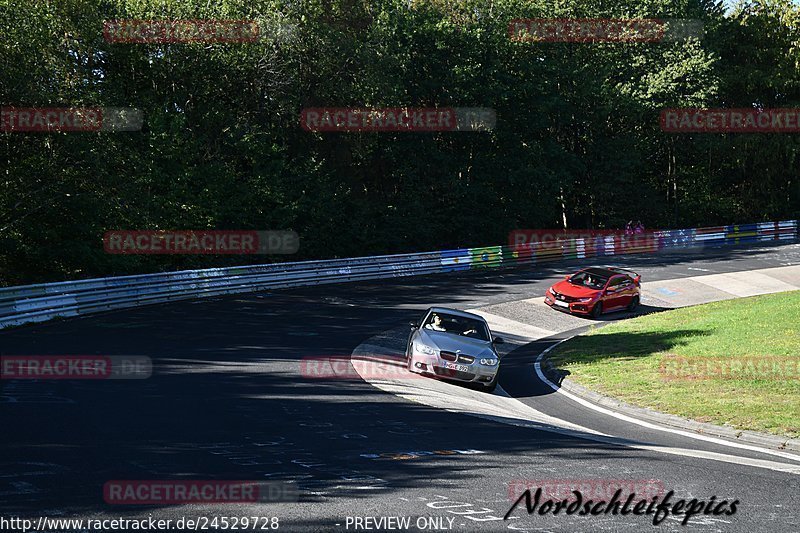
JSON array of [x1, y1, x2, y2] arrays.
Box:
[[568, 271, 608, 290]]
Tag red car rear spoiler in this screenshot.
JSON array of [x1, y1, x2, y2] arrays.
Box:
[[605, 266, 642, 286]]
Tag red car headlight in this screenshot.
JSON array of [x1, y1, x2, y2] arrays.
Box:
[[577, 296, 594, 302]]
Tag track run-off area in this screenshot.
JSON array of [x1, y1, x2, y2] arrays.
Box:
[[2, 242, 800, 532]]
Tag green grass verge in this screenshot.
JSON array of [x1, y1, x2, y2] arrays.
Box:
[[547, 291, 800, 439]]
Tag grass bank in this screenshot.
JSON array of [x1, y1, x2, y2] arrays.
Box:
[[547, 291, 800, 438]]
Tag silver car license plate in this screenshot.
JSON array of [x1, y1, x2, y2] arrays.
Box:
[[443, 362, 470, 372]]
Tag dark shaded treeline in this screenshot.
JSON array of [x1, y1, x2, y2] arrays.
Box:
[[1, 0, 798, 285]]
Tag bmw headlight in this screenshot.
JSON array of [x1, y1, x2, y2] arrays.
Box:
[[480, 358, 498, 366], [415, 343, 436, 355]]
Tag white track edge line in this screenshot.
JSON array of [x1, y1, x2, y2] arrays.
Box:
[[354, 357, 800, 474], [534, 338, 800, 464]]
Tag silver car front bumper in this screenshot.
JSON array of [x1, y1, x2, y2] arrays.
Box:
[[409, 351, 498, 384]]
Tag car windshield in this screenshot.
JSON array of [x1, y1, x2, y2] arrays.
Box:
[[423, 312, 490, 341], [569, 271, 609, 290]]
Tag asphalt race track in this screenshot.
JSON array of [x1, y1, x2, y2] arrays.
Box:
[[2, 242, 800, 532]]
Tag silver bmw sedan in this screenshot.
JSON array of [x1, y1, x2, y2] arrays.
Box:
[[405, 307, 503, 392]]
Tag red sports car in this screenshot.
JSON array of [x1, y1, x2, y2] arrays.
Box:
[[545, 266, 641, 318]]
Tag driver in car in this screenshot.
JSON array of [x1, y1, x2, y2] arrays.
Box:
[[425, 313, 447, 332]]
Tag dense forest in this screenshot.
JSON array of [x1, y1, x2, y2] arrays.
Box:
[[1, 0, 799, 285]]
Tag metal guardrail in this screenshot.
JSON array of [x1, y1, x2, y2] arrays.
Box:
[[1, 220, 796, 329]]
